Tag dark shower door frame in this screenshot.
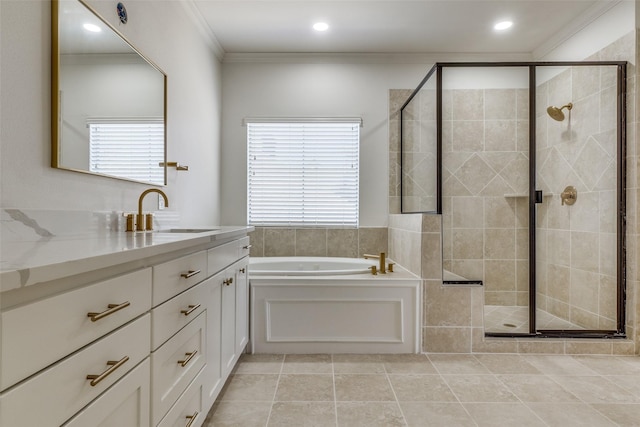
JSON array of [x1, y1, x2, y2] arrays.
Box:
[[400, 61, 627, 338]]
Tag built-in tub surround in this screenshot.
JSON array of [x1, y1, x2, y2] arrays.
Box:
[[249, 256, 421, 354], [250, 257, 377, 276]]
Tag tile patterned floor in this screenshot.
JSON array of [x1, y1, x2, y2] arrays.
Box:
[[203, 353, 640, 426]]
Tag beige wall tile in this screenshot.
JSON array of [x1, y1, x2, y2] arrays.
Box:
[[421, 232, 442, 280], [484, 229, 516, 260], [517, 340, 565, 354], [452, 89, 484, 120], [295, 228, 327, 256], [484, 260, 516, 291], [452, 229, 483, 259], [358, 227, 388, 257], [264, 228, 296, 256], [485, 89, 517, 120], [485, 120, 516, 151], [423, 327, 472, 353], [248, 227, 265, 257], [565, 340, 612, 355], [471, 328, 519, 353], [327, 229, 358, 258], [424, 283, 472, 327]]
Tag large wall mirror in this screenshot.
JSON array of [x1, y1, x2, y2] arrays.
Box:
[[52, 0, 167, 185]]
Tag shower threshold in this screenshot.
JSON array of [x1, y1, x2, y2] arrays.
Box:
[[484, 305, 584, 334]]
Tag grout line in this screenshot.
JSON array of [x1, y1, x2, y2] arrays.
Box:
[[382, 361, 409, 426], [331, 354, 339, 427], [263, 355, 285, 427]]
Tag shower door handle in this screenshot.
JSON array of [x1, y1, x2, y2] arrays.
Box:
[[535, 190, 543, 204]]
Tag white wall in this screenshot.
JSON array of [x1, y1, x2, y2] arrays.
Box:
[[219, 60, 433, 226], [536, 0, 634, 61], [0, 0, 222, 226]]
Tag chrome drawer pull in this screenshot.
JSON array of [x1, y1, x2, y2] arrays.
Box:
[[180, 304, 201, 316], [87, 301, 130, 322], [86, 356, 129, 386], [178, 350, 197, 367], [243, 244, 252, 249], [185, 411, 199, 427], [180, 270, 201, 279]]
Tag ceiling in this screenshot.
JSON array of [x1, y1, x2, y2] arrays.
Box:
[[190, 0, 616, 57]]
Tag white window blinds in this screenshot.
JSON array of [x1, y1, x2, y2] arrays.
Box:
[[89, 120, 164, 185], [247, 121, 360, 227]]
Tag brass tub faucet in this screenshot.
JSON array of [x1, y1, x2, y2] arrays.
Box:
[[364, 252, 387, 274]]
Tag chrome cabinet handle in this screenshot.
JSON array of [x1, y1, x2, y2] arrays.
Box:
[[185, 412, 199, 427], [180, 304, 201, 316], [178, 350, 197, 367], [86, 356, 129, 386], [180, 270, 201, 279], [87, 301, 130, 322], [243, 244, 252, 249]]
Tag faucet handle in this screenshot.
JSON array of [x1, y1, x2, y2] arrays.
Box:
[[369, 266, 378, 275], [124, 213, 135, 232]]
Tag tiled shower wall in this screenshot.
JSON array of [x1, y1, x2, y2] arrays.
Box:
[[441, 87, 530, 307], [247, 227, 388, 258]]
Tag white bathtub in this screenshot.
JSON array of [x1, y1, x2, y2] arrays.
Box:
[[249, 257, 421, 354], [250, 256, 377, 276]]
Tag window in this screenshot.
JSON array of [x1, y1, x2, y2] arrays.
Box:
[[88, 119, 164, 185], [247, 120, 360, 227]]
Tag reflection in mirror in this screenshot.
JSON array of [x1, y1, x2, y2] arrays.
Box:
[[52, 0, 166, 185]]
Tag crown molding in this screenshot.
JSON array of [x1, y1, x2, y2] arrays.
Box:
[[532, 0, 623, 59], [222, 52, 533, 64], [180, 0, 225, 61]]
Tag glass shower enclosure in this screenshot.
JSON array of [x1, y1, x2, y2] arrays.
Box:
[[400, 62, 627, 337]]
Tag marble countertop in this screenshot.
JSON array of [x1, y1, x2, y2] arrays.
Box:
[[0, 209, 252, 293]]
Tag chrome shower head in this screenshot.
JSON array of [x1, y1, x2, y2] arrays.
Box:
[[546, 102, 573, 121]]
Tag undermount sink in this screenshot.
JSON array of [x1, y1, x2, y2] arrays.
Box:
[[156, 228, 219, 233]]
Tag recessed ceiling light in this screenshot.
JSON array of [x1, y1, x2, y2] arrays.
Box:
[[313, 22, 329, 32], [83, 23, 101, 32], [494, 20, 513, 31]]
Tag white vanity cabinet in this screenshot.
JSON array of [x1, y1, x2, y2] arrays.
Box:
[[216, 256, 249, 380], [0, 227, 251, 427]]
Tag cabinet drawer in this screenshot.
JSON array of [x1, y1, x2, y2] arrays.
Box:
[[157, 368, 205, 427], [207, 241, 239, 276], [62, 358, 150, 427], [152, 311, 206, 425], [0, 314, 150, 427], [238, 236, 251, 258], [153, 251, 207, 306], [0, 268, 151, 390], [151, 278, 209, 350]]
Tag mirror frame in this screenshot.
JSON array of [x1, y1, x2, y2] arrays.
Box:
[[51, 0, 168, 186]]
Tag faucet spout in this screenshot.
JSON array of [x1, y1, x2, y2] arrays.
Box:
[[137, 189, 169, 231], [364, 252, 386, 274]]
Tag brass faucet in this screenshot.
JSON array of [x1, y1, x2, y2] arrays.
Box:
[[364, 252, 386, 274], [137, 189, 169, 231]]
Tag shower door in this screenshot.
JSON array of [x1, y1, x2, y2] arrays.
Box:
[[402, 61, 627, 337], [534, 64, 624, 334], [438, 66, 533, 334]]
